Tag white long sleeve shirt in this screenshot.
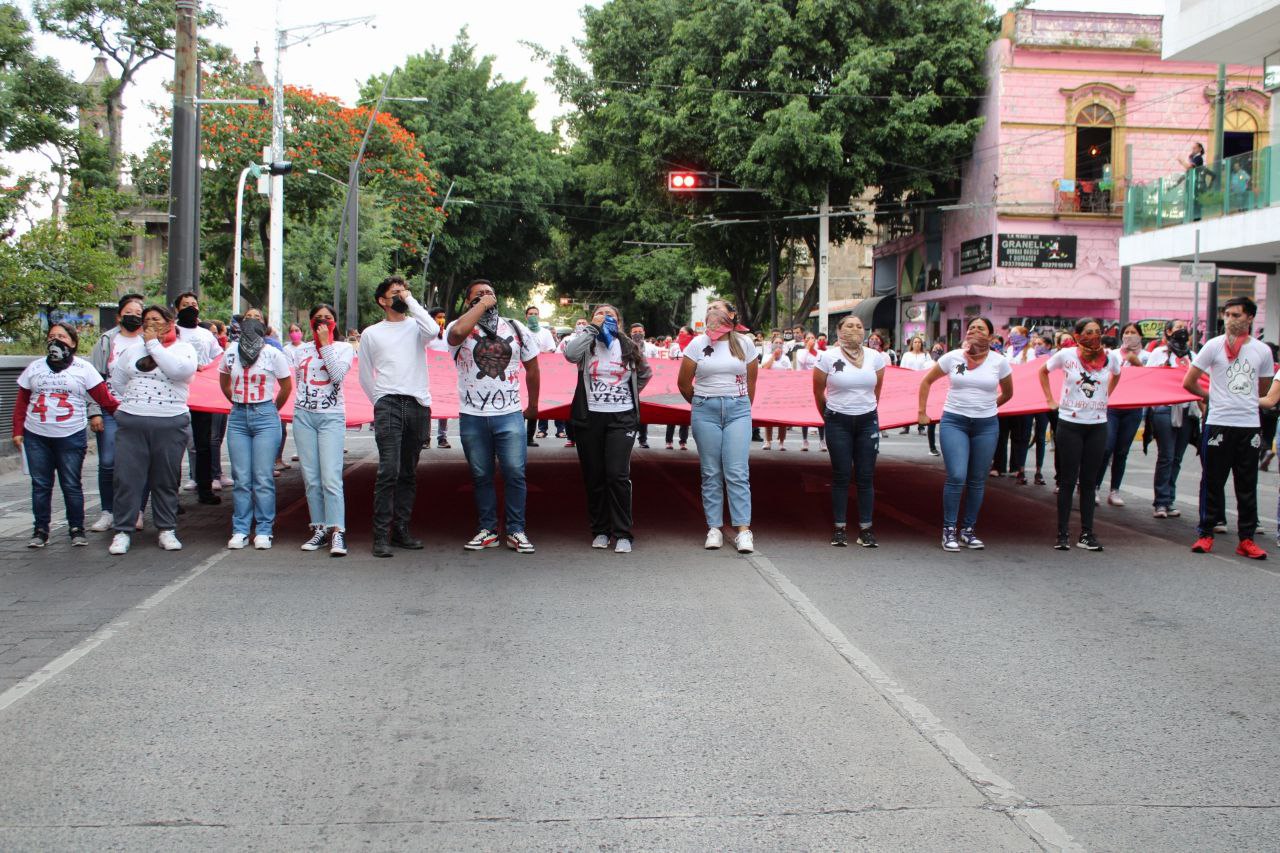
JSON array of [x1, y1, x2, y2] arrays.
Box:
[[110, 338, 198, 417], [356, 293, 440, 408]]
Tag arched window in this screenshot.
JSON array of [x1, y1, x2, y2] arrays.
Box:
[[1075, 104, 1114, 182], [1224, 109, 1258, 159]]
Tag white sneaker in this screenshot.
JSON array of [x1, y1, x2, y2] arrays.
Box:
[[211, 478, 222, 492], [704, 528, 723, 549], [802, 440, 810, 451], [1107, 490, 1125, 507], [227, 533, 249, 550], [253, 534, 272, 550], [89, 511, 113, 532], [591, 534, 610, 549], [108, 532, 131, 555], [762, 441, 771, 450], [158, 530, 182, 551], [135, 511, 145, 531], [735, 530, 755, 553], [615, 538, 632, 554], [219, 475, 234, 487], [181, 479, 197, 492]]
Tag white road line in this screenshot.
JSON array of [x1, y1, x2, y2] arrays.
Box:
[[743, 547, 1085, 852]]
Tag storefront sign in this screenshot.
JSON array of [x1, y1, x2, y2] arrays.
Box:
[[959, 235, 992, 275], [997, 233, 1076, 269]]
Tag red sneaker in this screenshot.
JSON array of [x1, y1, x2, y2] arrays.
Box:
[[1236, 539, 1267, 560], [1191, 536, 1214, 553]]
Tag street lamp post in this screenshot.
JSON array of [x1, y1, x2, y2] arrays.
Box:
[[232, 165, 252, 317]]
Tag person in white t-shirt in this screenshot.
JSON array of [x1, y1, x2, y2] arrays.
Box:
[[426, 306, 453, 449], [219, 317, 294, 550], [172, 291, 223, 505], [1190, 297, 1275, 558], [1146, 319, 1197, 518], [678, 300, 758, 553], [759, 336, 792, 450], [1038, 318, 1122, 551], [84, 293, 146, 532], [1094, 322, 1149, 508], [627, 323, 658, 448], [814, 316, 885, 548], [524, 306, 557, 445], [898, 336, 931, 436], [290, 304, 355, 557], [793, 333, 825, 451], [917, 317, 1014, 552], [13, 322, 120, 548], [447, 279, 541, 554]]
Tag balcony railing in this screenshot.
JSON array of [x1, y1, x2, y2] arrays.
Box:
[[1053, 177, 1125, 215], [1124, 146, 1276, 235]]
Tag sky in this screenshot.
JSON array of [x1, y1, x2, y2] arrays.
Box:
[[6, 0, 1166, 195]]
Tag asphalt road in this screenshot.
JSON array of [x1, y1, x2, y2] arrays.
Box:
[[0, 427, 1277, 851]]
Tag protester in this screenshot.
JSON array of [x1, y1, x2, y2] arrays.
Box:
[[85, 293, 145, 532], [219, 317, 293, 550], [1190, 297, 1273, 558], [555, 318, 590, 445], [357, 275, 439, 558], [524, 305, 557, 446], [173, 291, 223, 505], [564, 304, 653, 552], [107, 305, 198, 554], [917, 317, 1014, 552], [283, 323, 304, 359], [899, 336, 931, 435], [1039, 318, 1122, 551], [290, 304, 354, 556], [678, 301, 758, 553], [814, 316, 885, 547], [794, 333, 824, 451], [425, 306, 453, 449], [629, 322, 657, 447], [447, 279, 541, 554], [1095, 321, 1147, 507], [1146, 320, 1196, 518], [13, 323, 119, 548], [759, 335, 792, 450]]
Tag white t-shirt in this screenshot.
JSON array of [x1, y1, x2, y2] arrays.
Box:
[[685, 333, 758, 398], [291, 341, 356, 412], [177, 324, 222, 366], [1046, 348, 1122, 425], [530, 326, 557, 353], [447, 317, 540, 417], [817, 347, 885, 416], [17, 357, 105, 438], [583, 338, 634, 413], [1146, 345, 1194, 369], [936, 349, 1013, 419], [220, 345, 292, 404], [426, 334, 450, 353], [667, 341, 683, 359], [108, 331, 143, 371], [795, 348, 821, 371], [900, 351, 932, 371], [1192, 335, 1276, 428], [761, 351, 792, 370], [641, 340, 660, 359]]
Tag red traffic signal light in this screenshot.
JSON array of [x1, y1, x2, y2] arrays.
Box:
[[668, 171, 703, 191]]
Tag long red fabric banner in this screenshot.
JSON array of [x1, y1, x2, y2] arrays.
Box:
[[186, 351, 1200, 430]]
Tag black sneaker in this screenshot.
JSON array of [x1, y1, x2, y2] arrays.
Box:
[[1054, 532, 1070, 551], [1077, 530, 1103, 551], [27, 528, 48, 549], [69, 528, 88, 547], [830, 527, 848, 547], [856, 529, 878, 548], [437, 437, 451, 449]]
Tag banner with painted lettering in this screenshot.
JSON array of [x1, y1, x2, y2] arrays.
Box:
[[188, 350, 1201, 430]]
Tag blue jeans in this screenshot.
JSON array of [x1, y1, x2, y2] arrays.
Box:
[[227, 401, 281, 536], [1098, 407, 1144, 492], [25, 429, 87, 532], [1150, 406, 1194, 508], [824, 410, 878, 527], [939, 412, 999, 528], [459, 411, 528, 533], [93, 412, 117, 513], [293, 408, 346, 529], [690, 395, 753, 528]]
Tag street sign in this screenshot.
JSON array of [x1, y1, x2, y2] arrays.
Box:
[[1179, 262, 1217, 282]]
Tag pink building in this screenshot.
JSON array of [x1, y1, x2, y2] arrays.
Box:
[[904, 9, 1270, 345]]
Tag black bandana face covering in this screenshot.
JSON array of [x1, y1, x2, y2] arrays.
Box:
[[238, 318, 265, 367], [176, 306, 199, 328], [46, 340, 74, 372]]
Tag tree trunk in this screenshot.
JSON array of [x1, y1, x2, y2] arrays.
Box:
[[789, 233, 822, 326], [106, 92, 125, 187]]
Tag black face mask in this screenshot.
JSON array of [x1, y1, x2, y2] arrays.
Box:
[[390, 296, 409, 315], [176, 306, 199, 328], [46, 340, 74, 372], [119, 314, 143, 332], [631, 332, 645, 344], [1168, 329, 1190, 357]]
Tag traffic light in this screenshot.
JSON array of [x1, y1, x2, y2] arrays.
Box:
[[668, 171, 707, 191], [248, 161, 294, 178]]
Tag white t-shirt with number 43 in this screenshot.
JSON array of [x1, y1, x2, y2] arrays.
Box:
[[220, 345, 292, 404], [584, 338, 634, 413], [17, 357, 105, 438]]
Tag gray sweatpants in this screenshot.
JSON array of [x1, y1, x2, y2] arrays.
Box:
[[113, 411, 191, 534]]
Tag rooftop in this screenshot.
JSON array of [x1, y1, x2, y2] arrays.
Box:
[[1005, 9, 1163, 52]]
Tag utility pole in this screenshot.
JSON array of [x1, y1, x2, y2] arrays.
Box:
[[1207, 64, 1226, 336], [1119, 142, 1133, 328], [768, 221, 778, 331], [164, 0, 199, 306], [342, 75, 392, 332], [818, 188, 830, 336]]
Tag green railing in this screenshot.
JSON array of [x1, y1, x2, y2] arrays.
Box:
[[1124, 146, 1277, 234]]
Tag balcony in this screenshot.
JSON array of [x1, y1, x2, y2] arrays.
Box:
[[1124, 146, 1276, 235], [1052, 177, 1126, 215]]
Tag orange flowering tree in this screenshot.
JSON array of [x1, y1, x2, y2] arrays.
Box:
[[133, 64, 444, 317]]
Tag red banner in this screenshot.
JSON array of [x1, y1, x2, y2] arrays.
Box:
[[186, 351, 1200, 429]]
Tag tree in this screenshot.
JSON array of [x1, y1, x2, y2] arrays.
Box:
[[547, 0, 995, 327], [33, 0, 225, 182], [363, 30, 567, 316]]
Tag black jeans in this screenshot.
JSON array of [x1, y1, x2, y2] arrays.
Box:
[[992, 415, 1029, 475], [665, 424, 689, 445], [1030, 412, 1050, 471], [1054, 420, 1107, 535], [1197, 424, 1260, 540], [189, 410, 214, 496], [574, 410, 638, 540], [824, 410, 878, 527], [372, 395, 431, 537]]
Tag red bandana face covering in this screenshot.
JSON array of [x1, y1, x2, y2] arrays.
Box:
[[312, 319, 337, 349]]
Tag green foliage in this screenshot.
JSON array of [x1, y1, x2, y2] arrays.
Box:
[[547, 0, 995, 326], [364, 29, 567, 316], [0, 187, 133, 336], [0, 3, 82, 156]]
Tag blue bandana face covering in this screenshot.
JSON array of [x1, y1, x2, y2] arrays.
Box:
[[600, 315, 618, 347]]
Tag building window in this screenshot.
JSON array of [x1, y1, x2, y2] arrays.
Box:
[[1224, 110, 1258, 159], [1075, 104, 1114, 182], [1218, 274, 1256, 302]]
